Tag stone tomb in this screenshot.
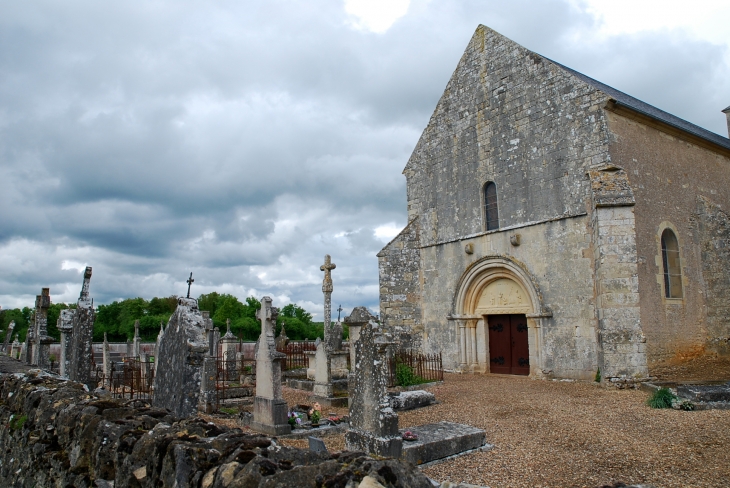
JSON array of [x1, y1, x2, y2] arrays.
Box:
[[250, 296, 290, 436], [345, 319, 403, 458], [151, 297, 208, 418]]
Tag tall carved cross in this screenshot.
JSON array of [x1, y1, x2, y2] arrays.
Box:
[[186, 272, 194, 298], [320, 254, 336, 293], [337, 304, 343, 321], [226, 318, 231, 334]]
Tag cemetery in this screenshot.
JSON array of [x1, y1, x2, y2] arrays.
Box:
[[2, 255, 730, 487]]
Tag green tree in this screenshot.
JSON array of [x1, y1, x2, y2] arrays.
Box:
[[197, 292, 221, 317], [1, 308, 30, 342]]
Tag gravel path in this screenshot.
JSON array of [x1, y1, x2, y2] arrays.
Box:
[[280, 373, 730, 487]]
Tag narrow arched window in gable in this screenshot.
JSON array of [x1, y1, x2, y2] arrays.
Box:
[[661, 228, 683, 298], [484, 182, 499, 231]]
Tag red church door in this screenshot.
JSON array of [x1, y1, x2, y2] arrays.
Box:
[[487, 314, 529, 375]]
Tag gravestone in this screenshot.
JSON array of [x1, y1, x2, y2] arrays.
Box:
[[3, 320, 15, 354], [57, 310, 75, 377], [220, 319, 237, 368], [308, 436, 328, 453], [102, 332, 111, 380], [69, 267, 96, 388], [151, 297, 208, 417], [275, 324, 288, 351], [32, 289, 53, 369], [201, 311, 215, 356], [11, 336, 20, 359], [153, 321, 164, 376], [23, 311, 35, 365], [199, 355, 217, 413], [132, 320, 141, 358], [20, 340, 28, 364], [344, 307, 376, 407], [251, 296, 290, 435], [345, 319, 402, 458], [312, 340, 332, 398]]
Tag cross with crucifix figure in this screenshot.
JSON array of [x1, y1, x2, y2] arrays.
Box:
[[320, 254, 336, 347], [186, 272, 194, 298]]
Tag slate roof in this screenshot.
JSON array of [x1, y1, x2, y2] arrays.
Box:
[[551, 61, 730, 151]]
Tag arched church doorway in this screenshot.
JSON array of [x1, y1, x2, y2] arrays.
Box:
[[487, 314, 529, 375], [452, 256, 550, 377]]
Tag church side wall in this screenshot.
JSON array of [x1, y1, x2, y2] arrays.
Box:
[[420, 215, 599, 380], [606, 111, 730, 364], [377, 219, 422, 350]]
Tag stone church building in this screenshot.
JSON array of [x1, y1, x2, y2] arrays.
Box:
[[378, 25, 730, 383]]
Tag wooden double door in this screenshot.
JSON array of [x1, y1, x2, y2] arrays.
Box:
[[487, 314, 529, 375]]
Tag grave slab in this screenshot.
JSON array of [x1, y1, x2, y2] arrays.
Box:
[[399, 421, 487, 466], [389, 390, 437, 411]]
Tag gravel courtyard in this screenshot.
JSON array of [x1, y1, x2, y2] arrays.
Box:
[[280, 368, 730, 488]]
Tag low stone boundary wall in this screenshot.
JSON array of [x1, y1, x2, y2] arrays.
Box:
[[0, 369, 437, 487]]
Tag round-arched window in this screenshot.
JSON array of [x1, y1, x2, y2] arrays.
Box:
[[661, 228, 683, 298]]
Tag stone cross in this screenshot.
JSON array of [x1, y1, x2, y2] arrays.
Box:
[[251, 296, 289, 435], [186, 272, 194, 299], [337, 304, 343, 321], [57, 310, 75, 377], [320, 254, 336, 349]]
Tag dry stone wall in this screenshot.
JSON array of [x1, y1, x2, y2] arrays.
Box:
[[0, 369, 435, 487]]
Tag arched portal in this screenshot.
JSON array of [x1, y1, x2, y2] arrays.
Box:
[[451, 256, 551, 377]]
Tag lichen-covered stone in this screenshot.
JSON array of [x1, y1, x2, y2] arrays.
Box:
[[151, 297, 208, 418]]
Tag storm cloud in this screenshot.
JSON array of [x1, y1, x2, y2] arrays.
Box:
[[1, 0, 728, 318]]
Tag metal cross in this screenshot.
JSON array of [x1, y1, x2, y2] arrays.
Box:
[[186, 272, 194, 298], [337, 304, 343, 321]]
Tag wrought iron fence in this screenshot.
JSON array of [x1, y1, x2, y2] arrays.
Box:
[[96, 357, 155, 400], [387, 351, 443, 387], [276, 340, 316, 371]]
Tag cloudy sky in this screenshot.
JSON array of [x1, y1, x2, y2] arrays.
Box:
[[1, 0, 729, 318]]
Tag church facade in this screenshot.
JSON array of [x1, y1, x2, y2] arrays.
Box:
[[378, 25, 730, 382]]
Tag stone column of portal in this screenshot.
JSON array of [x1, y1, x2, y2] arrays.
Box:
[[469, 320, 478, 371], [458, 320, 467, 371]]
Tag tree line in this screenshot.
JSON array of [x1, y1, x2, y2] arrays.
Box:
[[0, 293, 333, 343]]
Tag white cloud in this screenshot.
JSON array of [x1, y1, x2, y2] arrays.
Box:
[[344, 0, 411, 33]]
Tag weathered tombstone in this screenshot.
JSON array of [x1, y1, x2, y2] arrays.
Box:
[[199, 356, 217, 413], [11, 336, 20, 359], [102, 333, 111, 381], [201, 311, 215, 356], [220, 318, 237, 370], [57, 310, 75, 377], [151, 297, 208, 417], [312, 339, 332, 398], [213, 327, 221, 355], [3, 320, 15, 354], [23, 311, 35, 365], [126, 340, 132, 359], [20, 340, 28, 363], [251, 296, 290, 435], [69, 267, 96, 388], [32, 289, 53, 369], [153, 321, 164, 376], [308, 436, 328, 453], [345, 319, 402, 458], [275, 324, 288, 351], [345, 306, 375, 407], [132, 320, 141, 358]]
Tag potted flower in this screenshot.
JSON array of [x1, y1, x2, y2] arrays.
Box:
[[287, 411, 302, 429], [310, 409, 321, 427]]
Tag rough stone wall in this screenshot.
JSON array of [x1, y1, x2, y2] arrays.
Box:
[[605, 110, 730, 364], [403, 25, 611, 247], [0, 370, 434, 487], [696, 196, 730, 355], [151, 298, 208, 418], [377, 217, 422, 350]]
